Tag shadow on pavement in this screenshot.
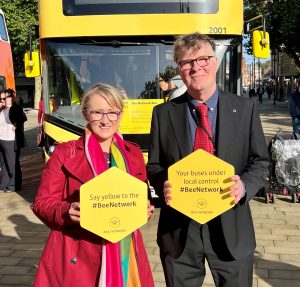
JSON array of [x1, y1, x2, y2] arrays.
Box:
[[18, 127, 45, 204], [255, 251, 300, 287], [0, 214, 49, 286]]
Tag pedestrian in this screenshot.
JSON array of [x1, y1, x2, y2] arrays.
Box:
[[37, 95, 44, 147], [7, 89, 27, 191], [257, 87, 264, 103], [31, 83, 155, 287], [279, 86, 285, 101], [248, 87, 255, 99], [266, 85, 272, 101], [159, 74, 187, 100], [288, 81, 300, 135], [0, 90, 16, 192], [147, 32, 269, 287]]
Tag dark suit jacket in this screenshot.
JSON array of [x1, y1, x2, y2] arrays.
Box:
[[9, 102, 27, 149], [147, 91, 269, 260]]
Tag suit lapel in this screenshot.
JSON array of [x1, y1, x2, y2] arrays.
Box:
[[216, 92, 239, 160], [168, 95, 193, 158]]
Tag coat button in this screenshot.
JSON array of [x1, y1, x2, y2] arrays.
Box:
[[71, 258, 77, 264]]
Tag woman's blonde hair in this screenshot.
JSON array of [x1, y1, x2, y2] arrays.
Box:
[[81, 83, 124, 116]]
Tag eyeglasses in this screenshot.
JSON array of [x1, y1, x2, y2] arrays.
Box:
[[0, 97, 6, 101], [178, 56, 215, 71], [89, 110, 121, 121]]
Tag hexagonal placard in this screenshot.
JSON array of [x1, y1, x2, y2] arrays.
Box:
[[80, 167, 147, 243], [168, 149, 235, 224]]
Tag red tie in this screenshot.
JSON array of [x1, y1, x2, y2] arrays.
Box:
[[193, 104, 214, 154]]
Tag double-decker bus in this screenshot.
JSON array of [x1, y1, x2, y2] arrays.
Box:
[[27, 0, 244, 158], [0, 9, 15, 91]]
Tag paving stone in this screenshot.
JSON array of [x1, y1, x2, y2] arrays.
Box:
[[17, 258, 39, 267], [254, 218, 286, 225], [0, 257, 22, 266], [279, 254, 300, 263], [261, 224, 298, 230], [287, 235, 300, 241], [269, 269, 300, 280], [0, 265, 31, 275], [10, 250, 42, 259], [0, 250, 13, 257], [274, 240, 300, 248], [272, 229, 300, 235], [264, 246, 300, 255], [257, 277, 300, 287], [256, 240, 275, 247], [256, 258, 300, 270], [256, 233, 287, 241], [0, 275, 34, 285], [254, 268, 268, 278]]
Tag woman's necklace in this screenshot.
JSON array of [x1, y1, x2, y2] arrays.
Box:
[[103, 152, 111, 166]]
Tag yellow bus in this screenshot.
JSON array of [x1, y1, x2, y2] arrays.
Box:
[[29, 0, 244, 158]]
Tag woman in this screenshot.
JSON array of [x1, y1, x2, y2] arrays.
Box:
[[0, 90, 16, 192], [31, 83, 155, 287]]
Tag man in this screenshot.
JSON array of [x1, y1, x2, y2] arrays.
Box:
[[7, 89, 27, 190], [147, 33, 269, 287], [288, 81, 300, 134]]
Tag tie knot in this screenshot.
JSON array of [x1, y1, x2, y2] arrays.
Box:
[[197, 104, 208, 117]]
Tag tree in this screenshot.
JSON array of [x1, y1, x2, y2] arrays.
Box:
[[1, 0, 38, 75], [244, 0, 300, 69], [264, 0, 300, 69]]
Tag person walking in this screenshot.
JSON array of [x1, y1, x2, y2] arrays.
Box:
[[147, 32, 269, 287], [288, 81, 300, 134], [159, 75, 187, 101], [7, 89, 27, 191], [31, 83, 155, 287], [0, 90, 16, 192]]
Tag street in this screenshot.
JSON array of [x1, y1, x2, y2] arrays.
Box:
[[1, 95, 300, 286]]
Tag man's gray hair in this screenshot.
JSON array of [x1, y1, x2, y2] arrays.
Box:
[[173, 32, 216, 64]]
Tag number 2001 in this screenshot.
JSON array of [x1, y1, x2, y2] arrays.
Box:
[[209, 27, 227, 34]]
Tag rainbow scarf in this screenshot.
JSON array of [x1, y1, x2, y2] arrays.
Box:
[[84, 128, 141, 287]]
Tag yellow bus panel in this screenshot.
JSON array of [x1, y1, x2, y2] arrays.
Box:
[[39, 0, 243, 38]]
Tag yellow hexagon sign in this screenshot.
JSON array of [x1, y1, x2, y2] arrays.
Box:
[[80, 167, 148, 243], [168, 149, 235, 224]]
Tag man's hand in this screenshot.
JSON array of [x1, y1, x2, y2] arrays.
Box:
[[163, 181, 173, 205], [229, 175, 245, 204]]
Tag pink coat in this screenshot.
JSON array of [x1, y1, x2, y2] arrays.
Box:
[[32, 137, 154, 287]]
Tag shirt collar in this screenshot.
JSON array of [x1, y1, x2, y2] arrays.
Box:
[[187, 89, 219, 114]]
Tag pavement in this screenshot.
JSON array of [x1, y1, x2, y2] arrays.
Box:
[[1, 94, 300, 287]]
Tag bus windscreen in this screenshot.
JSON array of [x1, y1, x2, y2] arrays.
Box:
[[64, 0, 219, 15]]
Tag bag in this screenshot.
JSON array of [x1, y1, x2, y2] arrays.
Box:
[[37, 124, 44, 147]]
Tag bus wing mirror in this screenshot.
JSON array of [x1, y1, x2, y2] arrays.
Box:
[[24, 51, 41, 77], [252, 30, 270, 59]]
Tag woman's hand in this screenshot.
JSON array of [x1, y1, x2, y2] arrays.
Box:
[[69, 202, 80, 223], [163, 181, 172, 205], [147, 200, 154, 220]]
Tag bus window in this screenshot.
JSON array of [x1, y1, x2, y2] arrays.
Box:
[[0, 14, 8, 41], [0, 76, 5, 90]]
